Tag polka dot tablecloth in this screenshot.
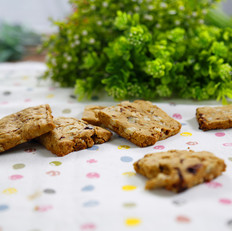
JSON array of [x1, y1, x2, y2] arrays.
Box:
[[0, 62, 232, 231]]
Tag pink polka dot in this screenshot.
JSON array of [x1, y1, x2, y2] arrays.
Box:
[[176, 215, 191, 223], [9, 175, 23, 180], [34, 205, 53, 212], [219, 198, 232, 205], [86, 172, 100, 179], [223, 143, 232, 147], [80, 223, 96, 230], [186, 141, 198, 145], [0, 101, 8, 105], [87, 159, 98, 163], [154, 145, 165, 150], [215, 132, 225, 137], [24, 99, 31, 102], [172, 113, 182, 120], [46, 171, 60, 176], [206, 181, 222, 188]]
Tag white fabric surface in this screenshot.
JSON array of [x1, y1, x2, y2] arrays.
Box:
[[0, 62, 232, 231]]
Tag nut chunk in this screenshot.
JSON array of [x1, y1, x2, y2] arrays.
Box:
[[98, 100, 181, 147], [134, 150, 226, 192], [196, 105, 232, 131], [37, 117, 112, 156], [82, 105, 106, 126], [0, 104, 55, 153]]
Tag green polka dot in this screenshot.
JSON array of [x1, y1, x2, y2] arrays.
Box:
[[123, 203, 137, 208], [13, 163, 25, 169], [49, 161, 62, 166], [62, 108, 71, 114]]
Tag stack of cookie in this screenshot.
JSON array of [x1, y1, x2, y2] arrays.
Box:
[[0, 100, 228, 193]]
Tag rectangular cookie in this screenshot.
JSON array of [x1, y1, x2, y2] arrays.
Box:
[[196, 105, 232, 131], [98, 100, 181, 147], [37, 117, 112, 156], [134, 150, 226, 192], [0, 104, 55, 153], [82, 105, 106, 126]]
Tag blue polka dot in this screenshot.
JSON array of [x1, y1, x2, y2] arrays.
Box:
[[0, 204, 9, 211], [181, 123, 187, 126], [89, 145, 99, 151], [81, 185, 95, 192], [120, 156, 133, 162], [27, 88, 33, 91], [83, 200, 99, 207]]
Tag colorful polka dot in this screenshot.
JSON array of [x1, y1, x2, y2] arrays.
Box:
[[172, 113, 182, 120], [122, 172, 136, 177], [9, 174, 23, 180], [180, 132, 192, 137], [176, 215, 191, 223], [215, 132, 225, 137], [219, 198, 232, 205], [2, 188, 17, 195], [49, 161, 62, 166], [154, 145, 165, 150], [81, 185, 95, 192], [223, 143, 232, 147], [62, 108, 71, 114], [46, 170, 61, 176], [229, 157, 232, 161], [123, 203, 137, 208], [86, 159, 98, 163], [88, 145, 99, 151], [206, 181, 222, 188], [83, 200, 99, 207], [43, 189, 56, 194], [122, 185, 137, 191], [34, 205, 53, 212], [86, 172, 100, 178], [186, 141, 198, 145], [125, 218, 141, 226], [28, 191, 42, 200], [13, 163, 25, 169], [80, 223, 96, 230], [0, 204, 9, 212], [118, 145, 130, 150], [46, 94, 54, 98], [120, 156, 133, 162], [3, 91, 11, 95]]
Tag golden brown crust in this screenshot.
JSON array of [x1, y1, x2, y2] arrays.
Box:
[[0, 104, 55, 152], [196, 105, 232, 131], [134, 150, 226, 192], [82, 105, 106, 126], [37, 117, 112, 156], [98, 100, 181, 147]]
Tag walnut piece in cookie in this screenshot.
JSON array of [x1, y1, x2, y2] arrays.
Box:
[[37, 117, 112, 156], [0, 104, 55, 153], [82, 105, 106, 126], [196, 105, 232, 131], [133, 150, 226, 192], [98, 100, 181, 147]]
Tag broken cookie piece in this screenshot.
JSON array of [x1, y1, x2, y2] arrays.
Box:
[[0, 104, 55, 153], [82, 105, 106, 126], [134, 150, 226, 192], [98, 100, 181, 147], [37, 117, 112, 156], [196, 105, 232, 131]]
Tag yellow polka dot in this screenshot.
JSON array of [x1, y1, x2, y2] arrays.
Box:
[[125, 218, 141, 226], [46, 94, 54, 98], [2, 188, 17, 195], [118, 145, 130, 150], [22, 76, 29, 80], [122, 172, 136, 177], [122, 185, 137, 191], [180, 132, 192, 137]]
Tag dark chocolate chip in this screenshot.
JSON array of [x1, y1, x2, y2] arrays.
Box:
[[187, 164, 202, 174]]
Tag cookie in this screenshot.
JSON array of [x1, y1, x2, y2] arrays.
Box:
[[37, 117, 112, 156], [196, 105, 232, 131], [134, 150, 226, 192], [0, 104, 55, 153], [82, 105, 106, 126], [98, 100, 181, 147]]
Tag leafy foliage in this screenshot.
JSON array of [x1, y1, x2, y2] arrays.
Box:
[[43, 0, 232, 102]]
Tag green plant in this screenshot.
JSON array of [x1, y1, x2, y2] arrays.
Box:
[[43, 0, 232, 103], [0, 23, 41, 62]]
